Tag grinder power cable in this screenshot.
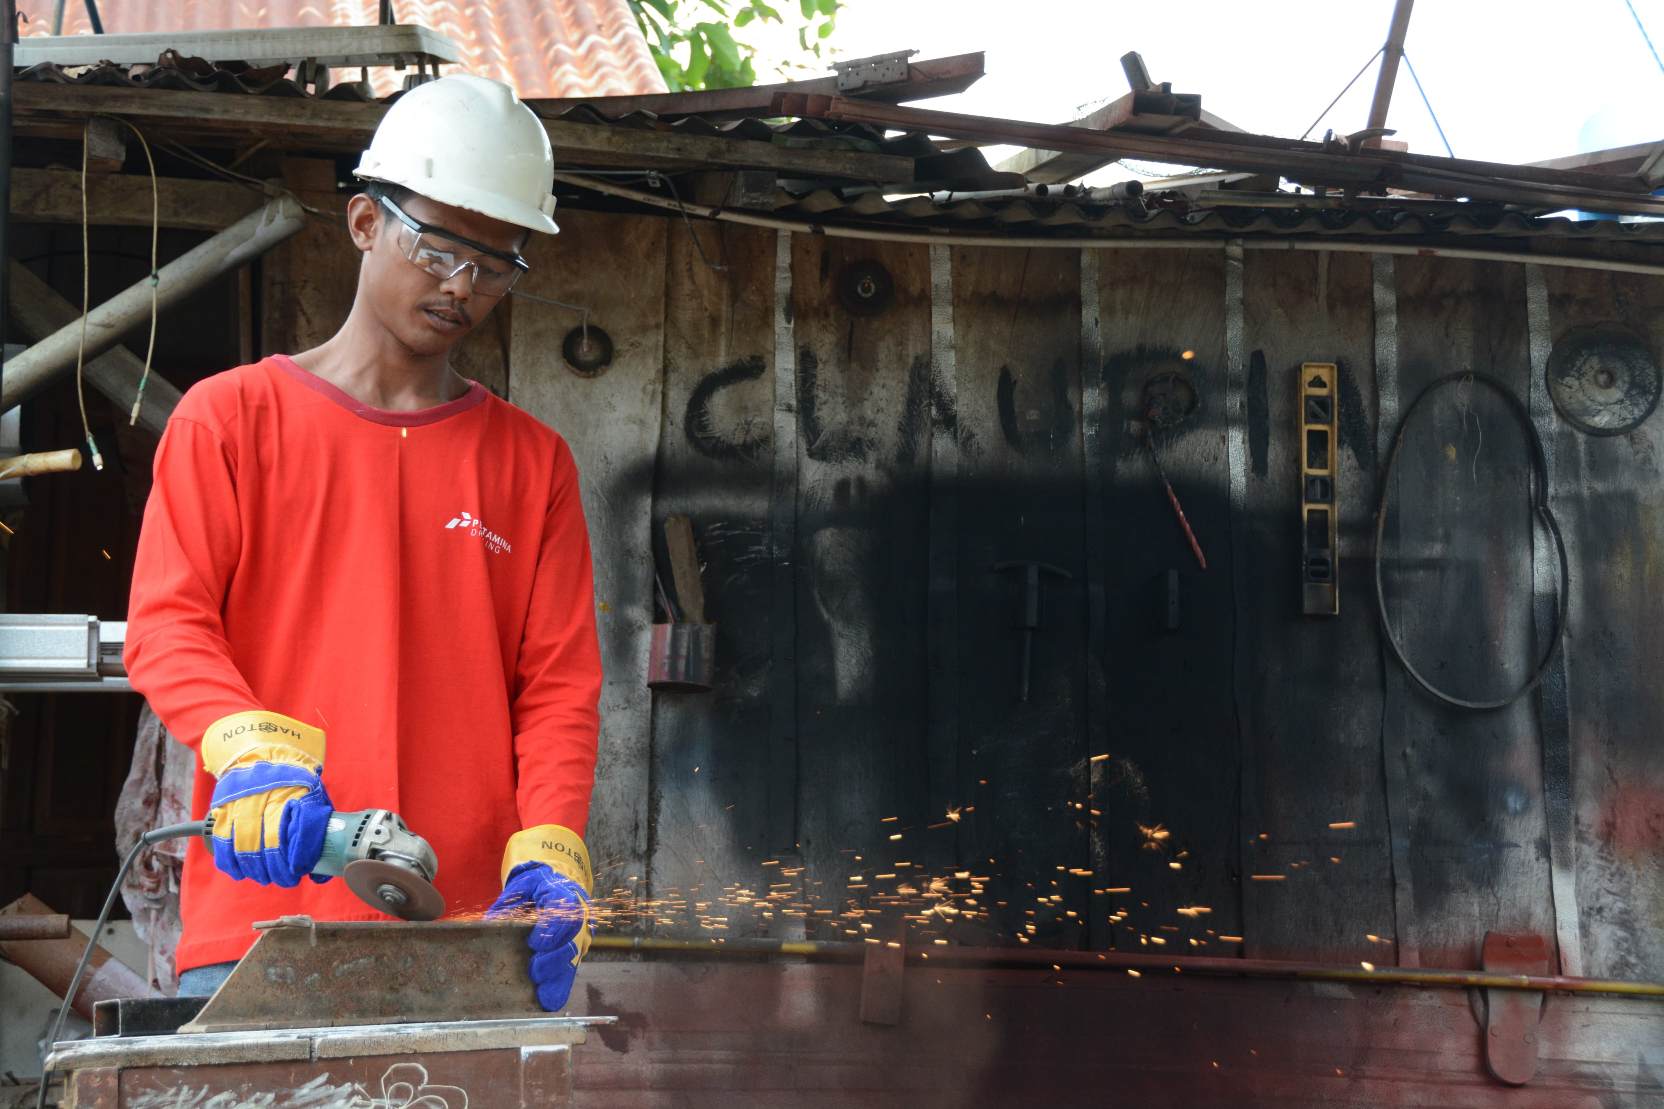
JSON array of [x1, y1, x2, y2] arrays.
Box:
[[34, 808, 440, 1109]]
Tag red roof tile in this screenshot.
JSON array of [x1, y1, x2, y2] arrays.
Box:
[[25, 0, 667, 99]]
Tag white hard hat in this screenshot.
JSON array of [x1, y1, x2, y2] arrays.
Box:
[[355, 74, 559, 235]]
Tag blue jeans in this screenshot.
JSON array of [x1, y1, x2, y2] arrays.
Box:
[[177, 960, 239, 997]]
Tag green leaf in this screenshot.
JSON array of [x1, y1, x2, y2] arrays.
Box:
[[816, 0, 837, 14], [735, 8, 753, 25], [685, 33, 711, 85], [751, 0, 782, 21], [652, 51, 688, 91], [799, 0, 815, 17], [702, 21, 742, 72], [817, 17, 834, 37], [642, 0, 676, 19], [798, 26, 809, 50]]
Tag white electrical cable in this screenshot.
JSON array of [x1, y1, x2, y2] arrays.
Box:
[[73, 116, 162, 469]]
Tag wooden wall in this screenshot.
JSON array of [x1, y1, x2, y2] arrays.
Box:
[[367, 207, 1664, 981]]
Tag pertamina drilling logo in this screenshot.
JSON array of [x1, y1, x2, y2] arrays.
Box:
[[445, 510, 513, 555]]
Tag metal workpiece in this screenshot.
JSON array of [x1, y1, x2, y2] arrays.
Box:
[[182, 920, 546, 1033], [51, 922, 610, 1106], [0, 911, 70, 940]]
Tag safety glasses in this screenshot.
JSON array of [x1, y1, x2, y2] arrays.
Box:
[[379, 195, 529, 297]]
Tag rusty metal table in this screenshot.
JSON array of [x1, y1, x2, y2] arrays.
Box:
[[46, 1014, 607, 1107]]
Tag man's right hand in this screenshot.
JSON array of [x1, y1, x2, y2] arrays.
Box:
[[201, 710, 334, 886]]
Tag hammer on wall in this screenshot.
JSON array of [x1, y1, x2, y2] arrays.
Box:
[[993, 560, 1072, 703]]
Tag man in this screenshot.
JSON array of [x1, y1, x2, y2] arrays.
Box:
[[124, 74, 602, 1011]]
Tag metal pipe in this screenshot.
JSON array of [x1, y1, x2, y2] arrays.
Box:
[[0, 894, 152, 1018], [1365, 0, 1417, 134], [589, 933, 1664, 1000], [593, 934, 862, 960], [0, 196, 303, 414], [1, 0, 14, 406], [554, 172, 1664, 278], [0, 912, 71, 940], [0, 448, 81, 479]]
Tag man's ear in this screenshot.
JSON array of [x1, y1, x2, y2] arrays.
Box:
[[346, 193, 381, 252]]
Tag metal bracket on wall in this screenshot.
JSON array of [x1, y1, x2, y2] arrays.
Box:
[[833, 50, 918, 92], [1480, 931, 1550, 1086], [1299, 362, 1339, 616]]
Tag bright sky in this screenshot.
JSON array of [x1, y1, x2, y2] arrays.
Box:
[[749, 0, 1664, 176]]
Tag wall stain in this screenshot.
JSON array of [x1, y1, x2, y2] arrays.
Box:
[[998, 360, 1075, 456], [1335, 358, 1375, 473], [800, 346, 874, 463], [1247, 350, 1269, 478], [895, 353, 962, 466], [584, 983, 650, 1053]]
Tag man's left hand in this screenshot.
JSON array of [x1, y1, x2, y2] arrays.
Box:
[[487, 861, 591, 1011]]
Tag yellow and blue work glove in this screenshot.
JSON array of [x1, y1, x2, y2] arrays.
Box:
[[201, 710, 334, 887], [485, 825, 593, 1011]]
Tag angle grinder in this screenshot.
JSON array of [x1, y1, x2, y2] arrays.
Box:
[[195, 807, 444, 921]]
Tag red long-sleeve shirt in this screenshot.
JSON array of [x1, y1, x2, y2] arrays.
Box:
[[125, 355, 602, 971]]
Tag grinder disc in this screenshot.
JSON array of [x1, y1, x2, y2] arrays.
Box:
[[344, 859, 445, 921], [1547, 324, 1661, 436]]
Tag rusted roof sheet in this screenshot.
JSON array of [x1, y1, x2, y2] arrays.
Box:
[[765, 186, 1664, 243], [27, 0, 666, 99]]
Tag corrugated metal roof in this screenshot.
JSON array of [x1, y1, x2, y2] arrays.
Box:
[[26, 0, 666, 99]]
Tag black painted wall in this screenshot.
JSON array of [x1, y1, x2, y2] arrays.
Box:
[[521, 215, 1664, 982]]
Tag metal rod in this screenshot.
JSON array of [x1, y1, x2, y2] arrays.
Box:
[[554, 172, 1664, 278], [0, 894, 151, 1018], [1365, 0, 1416, 134], [1, 0, 13, 407], [1145, 437, 1207, 570], [0, 196, 303, 414], [0, 912, 71, 940], [588, 934, 1664, 999]]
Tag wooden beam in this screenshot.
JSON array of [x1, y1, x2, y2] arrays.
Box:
[[13, 83, 915, 182], [996, 90, 1202, 183], [529, 51, 986, 121], [10, 166, 264, 230], [786, 95, 1664, 215], [996, 97, 1245, 184], [7, 261, 182, 434]]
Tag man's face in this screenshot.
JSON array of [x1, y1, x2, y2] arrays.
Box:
[[348, 191, 529, 358]]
